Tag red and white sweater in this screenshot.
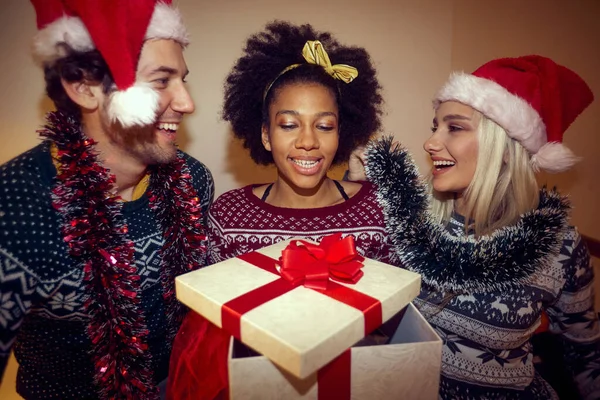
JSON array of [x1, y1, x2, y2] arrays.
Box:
[[207, 182, 395, 265]]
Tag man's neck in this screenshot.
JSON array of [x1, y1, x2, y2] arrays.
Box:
[[100, 149, 147, 201], [82, 117, 148, 202]]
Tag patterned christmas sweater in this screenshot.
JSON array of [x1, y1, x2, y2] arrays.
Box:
[[419, 215, 600, 400], [207, 182, 395, 265], [0, 142, 214, 399], [365, 138, 600, 400]]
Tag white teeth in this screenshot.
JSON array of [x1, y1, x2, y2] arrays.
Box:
[[157, 123, 178, 131], [292, 159, 319, 168], [433, 160, 455, 167]]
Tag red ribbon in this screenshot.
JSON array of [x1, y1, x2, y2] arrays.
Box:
[[221, 233, 382, 340], [278, 233, 365, 291], [317, 349, 352, 399], [219, 234, 381, 399]]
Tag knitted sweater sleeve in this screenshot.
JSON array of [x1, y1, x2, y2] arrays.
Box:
[[0, 250, 37, 380], [367, 233, 399, 267], [547, 228, 600, 400], [206, 194, 238, 265], [184, 154, 214, 268], [187, 156, 214, 227]]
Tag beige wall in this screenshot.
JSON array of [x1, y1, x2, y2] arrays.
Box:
[[0, 1, 54, 164], [451, 0, 600, 238]]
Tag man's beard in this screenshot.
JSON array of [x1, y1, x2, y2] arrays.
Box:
[[101, 112, 178, 165]]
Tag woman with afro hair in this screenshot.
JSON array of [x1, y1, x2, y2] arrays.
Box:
[[167, 21, 396, 399], [209, 20, 394, 263]]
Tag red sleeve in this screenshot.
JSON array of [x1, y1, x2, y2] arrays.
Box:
[[167, 312, 231, 400]]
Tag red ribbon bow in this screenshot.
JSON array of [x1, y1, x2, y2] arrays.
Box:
[[278, 233, 365, 291]]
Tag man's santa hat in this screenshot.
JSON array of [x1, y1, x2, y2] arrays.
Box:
[[30, 0, 189, 128], [434, 55, 594, 173]]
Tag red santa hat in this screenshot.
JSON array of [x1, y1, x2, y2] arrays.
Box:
[[433, 55, 594, 173], [30, 0, 190, 128]]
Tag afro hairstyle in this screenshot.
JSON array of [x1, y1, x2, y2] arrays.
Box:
[[222, 21, 384, 165]]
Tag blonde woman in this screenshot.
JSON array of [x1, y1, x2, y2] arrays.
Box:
[[363, 56, 600, 399]]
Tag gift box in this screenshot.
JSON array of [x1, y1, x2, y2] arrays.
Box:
[[176, 236, 422, 379], [228, 303, 442, 400]]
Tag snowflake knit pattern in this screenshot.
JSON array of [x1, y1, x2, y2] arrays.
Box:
[[0, 142, 214, 399], [207, 182, 395, 266]]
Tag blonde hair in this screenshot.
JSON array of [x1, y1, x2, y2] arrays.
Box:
[[429, 113, 539, 236]]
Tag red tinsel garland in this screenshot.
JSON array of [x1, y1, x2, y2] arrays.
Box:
[[148, 159, 208, 342], [40, 112, 206, 399]]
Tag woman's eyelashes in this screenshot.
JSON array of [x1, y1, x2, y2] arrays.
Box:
[[279, 123, 297, 130], [317, 124, 335, 131], [430, 123, 467, 134], [277, 122, 336, 131]]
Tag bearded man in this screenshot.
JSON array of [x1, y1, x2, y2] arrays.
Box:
[[0, 1, 213, 398]]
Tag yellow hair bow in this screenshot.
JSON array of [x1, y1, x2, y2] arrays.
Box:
[[263, 40, 359, 100], [301, 40, 358, 83]]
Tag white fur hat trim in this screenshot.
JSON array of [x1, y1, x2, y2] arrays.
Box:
[[32, 2, 188, 65], [32, 15, 94, 65], [146, 2, 189, 47], [434, 72, 547, 155]]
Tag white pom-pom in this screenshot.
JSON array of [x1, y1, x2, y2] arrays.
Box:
[[434, 72, 547, 155], [106, 85, 160, 128], [530, 142, 580, 173]]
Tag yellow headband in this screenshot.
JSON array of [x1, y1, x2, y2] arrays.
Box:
[[263, 40, 359, 100]]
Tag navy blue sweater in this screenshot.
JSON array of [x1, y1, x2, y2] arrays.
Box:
[[0, 141, 213, 399]]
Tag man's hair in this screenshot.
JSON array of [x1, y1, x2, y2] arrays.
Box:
[[222, 21, 384, 165], [429, 112, 539, 236], [44, 45, 114, 119]]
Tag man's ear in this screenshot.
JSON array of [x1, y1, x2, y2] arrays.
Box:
[[60, 78, 103, 111], [261, 124, 272, 151]]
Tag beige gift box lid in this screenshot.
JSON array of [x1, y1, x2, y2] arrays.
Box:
[[176, 239, 421, 379]]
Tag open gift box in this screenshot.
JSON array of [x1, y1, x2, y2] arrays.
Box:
[[228, 303, 442, 399], [176, 237, 423, 379]]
